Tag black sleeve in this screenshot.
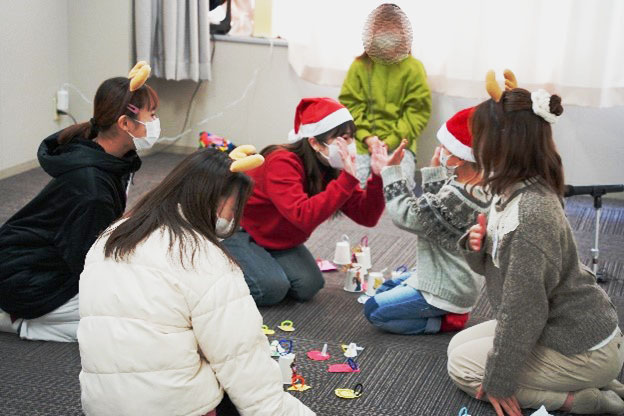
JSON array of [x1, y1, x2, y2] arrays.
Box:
[[54, 196, 118, 277]]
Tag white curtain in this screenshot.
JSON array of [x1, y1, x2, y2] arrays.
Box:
[[275, 0, 624, 107], [134, 0, 212, 81]]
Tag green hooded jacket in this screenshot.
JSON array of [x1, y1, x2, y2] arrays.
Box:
[[339, 55, 432, 155]]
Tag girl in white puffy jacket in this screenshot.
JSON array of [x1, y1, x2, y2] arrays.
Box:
[[78, 148, 314, 416]]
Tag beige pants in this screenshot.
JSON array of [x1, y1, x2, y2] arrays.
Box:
[[447, 320, 624, 411]]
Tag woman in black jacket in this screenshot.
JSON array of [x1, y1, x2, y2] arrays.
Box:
[[0, 65, 159, 341]]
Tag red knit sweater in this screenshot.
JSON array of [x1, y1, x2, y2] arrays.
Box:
[[241, 150, 385, 250]]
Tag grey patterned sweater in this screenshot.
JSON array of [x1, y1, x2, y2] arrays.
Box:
[[382, 165, 491, 310], [459, 179, 619, 397]]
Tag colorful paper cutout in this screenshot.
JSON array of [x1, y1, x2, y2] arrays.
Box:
[[335, 383, 363, 399], [278, 320, 295, 332]]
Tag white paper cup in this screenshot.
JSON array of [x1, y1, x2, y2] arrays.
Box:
[[344, 267, 363, 292], [360, 246, 372, 269], [278, 353, 295, 385], [333, 241, 351, 265], [355, 252, 370, 270], [366, 272, 384, 296]]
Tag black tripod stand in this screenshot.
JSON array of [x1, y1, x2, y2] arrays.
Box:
[[565, 184, 624, 283]]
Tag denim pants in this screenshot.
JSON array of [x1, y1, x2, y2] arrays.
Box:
[[363, 273, 446, 335], [222, 230, 324, 306]]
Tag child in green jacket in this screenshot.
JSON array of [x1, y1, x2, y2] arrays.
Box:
[[339, 3, 432, 189]]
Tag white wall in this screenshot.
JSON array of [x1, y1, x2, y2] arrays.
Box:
[[0, 0, 70, 177], [67, 0, 133, 123]]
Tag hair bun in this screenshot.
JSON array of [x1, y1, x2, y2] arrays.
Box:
[[549, 94, 564, 116]]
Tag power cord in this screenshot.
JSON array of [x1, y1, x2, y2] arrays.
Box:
[[57, 110, 78, 124]]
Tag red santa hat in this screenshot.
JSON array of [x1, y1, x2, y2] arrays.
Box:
[[288, 97, 353, 143], [436, 107, 476, 162]]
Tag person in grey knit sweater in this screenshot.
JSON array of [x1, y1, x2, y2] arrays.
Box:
[[363, 107, 490, 335], [448, 80, 623, 415]]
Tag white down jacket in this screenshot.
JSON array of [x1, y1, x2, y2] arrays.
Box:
[[78, 225, 314, 416]]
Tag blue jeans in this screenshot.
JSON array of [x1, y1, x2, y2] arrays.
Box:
[[363, 273, 446, 335], [222, 230, 324, 306]]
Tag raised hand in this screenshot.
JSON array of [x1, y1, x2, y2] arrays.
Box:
[[387, 139, 407, 166], [468, 213, 487, 251], [335, 138, 357, 178], [430, 146, 442, 167], [370, 141, 389, 176]]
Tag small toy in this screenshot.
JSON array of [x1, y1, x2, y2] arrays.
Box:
[[287, 374, 311, 392], [328, 358, 360, 373], [198, 131, 236, 152], [261, 325, 275, 335], [307, 343, 330, 361], [335, 383, 363, 399], [278, 320, 295, 332], [342, 343, 364, 358]]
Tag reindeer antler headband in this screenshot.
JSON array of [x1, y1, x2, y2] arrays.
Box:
[[228, 145, 265, 172], [485, 69, 559, 124], [485, 69, 517, 102], [128, 61, 151, 92]]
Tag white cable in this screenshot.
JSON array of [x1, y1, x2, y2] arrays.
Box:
[[62, 83, 93, 105]]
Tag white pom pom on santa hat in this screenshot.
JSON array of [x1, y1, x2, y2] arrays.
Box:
[[288, 97, 353, 143]]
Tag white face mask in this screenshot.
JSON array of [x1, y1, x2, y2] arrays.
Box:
[[215, 216, 235, 237], [129, 118, 161, 150], [439, 148, 459, 177], [319, 141, 356, 170]]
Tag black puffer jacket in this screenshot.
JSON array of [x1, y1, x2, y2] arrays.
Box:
[[0, 132, 141, 318]]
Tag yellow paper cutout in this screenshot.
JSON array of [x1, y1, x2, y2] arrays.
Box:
[[335, 386, 363, 399], [261, 325, 275, 335], [278, 320, 295, 332]]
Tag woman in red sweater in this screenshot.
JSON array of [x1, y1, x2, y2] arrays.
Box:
[[223, 98, 385, 305]]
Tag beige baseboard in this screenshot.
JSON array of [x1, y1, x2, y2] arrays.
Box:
[[0, 159, 41, 180]]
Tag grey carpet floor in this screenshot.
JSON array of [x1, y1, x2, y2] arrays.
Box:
[[0, 151, 622, 416]]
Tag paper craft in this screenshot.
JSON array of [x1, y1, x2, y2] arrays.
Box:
[[316, 258, 338, 272], [278, 353, 296, 385], [328, 358, 360, 373], [333, 235, 352, 265], [261, 325, 275, 335], [530, 406, 553, 416], [287, 374, 312, 392], [269, 340, 281, 358], [344, 266, 363, 292], [458, 407, 471, 416], [307, 343, 330, 361], [278, 320, 295, 332], [342, 343, 364, 358], [335, 383, 363, 399]]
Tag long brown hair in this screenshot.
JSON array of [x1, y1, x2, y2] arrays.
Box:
[[470, 88, 565, 196], [58, 77, 159, 144], [103, 148, 252, 267], [261, 120, 355, 197]]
